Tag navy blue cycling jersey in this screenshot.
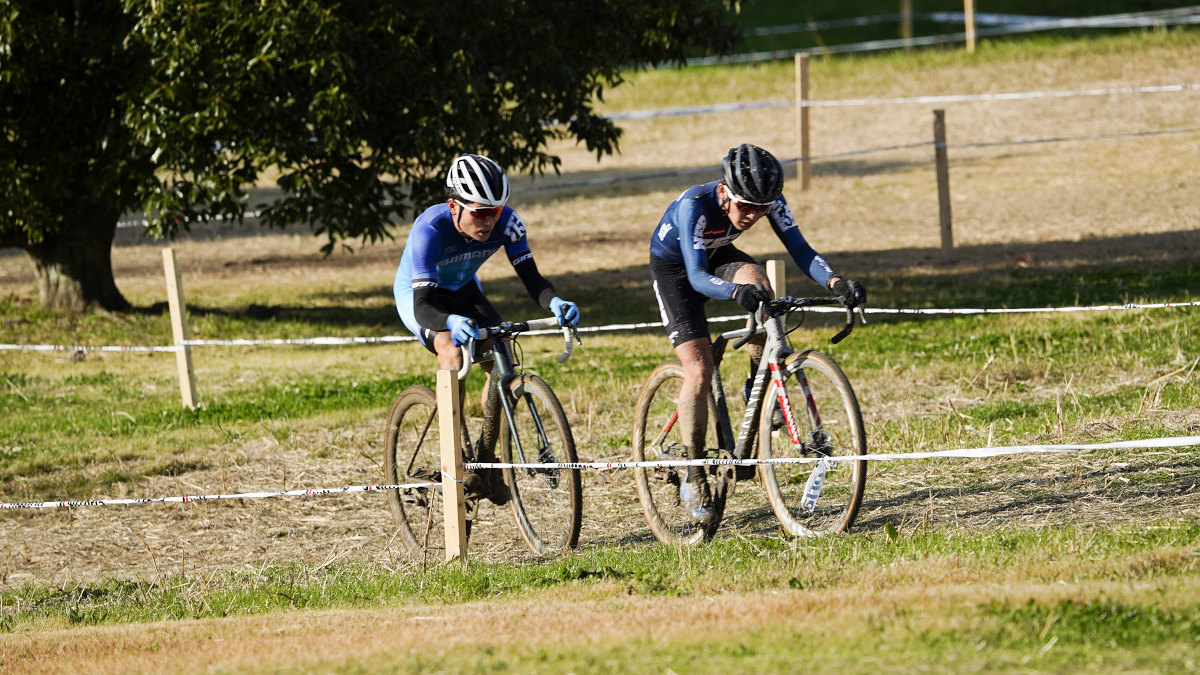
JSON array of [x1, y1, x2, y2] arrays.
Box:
[[649, 180, 836, 299]]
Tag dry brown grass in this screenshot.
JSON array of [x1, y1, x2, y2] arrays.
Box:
[[6, 573, 1200, 673]]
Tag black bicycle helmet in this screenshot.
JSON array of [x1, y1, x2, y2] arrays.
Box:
[[721, 143, 784, 204], [445, 153, 510, 206]]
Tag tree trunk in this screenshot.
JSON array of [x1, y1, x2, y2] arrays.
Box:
[[25, 199, 131, 313]]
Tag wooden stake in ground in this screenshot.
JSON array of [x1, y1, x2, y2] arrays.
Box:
[[767, 259, 787, 298], [436, 369, 468, 562], [795, 53, 811, 191], [162, 248, 198, 408], [933, 109, 954, 253]]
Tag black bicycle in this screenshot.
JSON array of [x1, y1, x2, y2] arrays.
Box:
[[383, 317, 583, 557], [632, 297, 867, 544]]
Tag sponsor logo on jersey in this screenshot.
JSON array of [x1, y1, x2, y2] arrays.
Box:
[[412, 280, 438, 289], [707, 233, 739, 248], [691, 216, 708, 250], [511, 252, 533, 266], [440, 249, 493, 266]]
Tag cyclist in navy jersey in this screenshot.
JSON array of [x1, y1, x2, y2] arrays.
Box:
[[395, 153, 580, 503], [649, 143, 866, 525]]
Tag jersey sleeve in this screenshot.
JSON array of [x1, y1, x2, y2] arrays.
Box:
[[768, 200, 836, 288], [413, 284, 453, 330], [406, 221, 443, 287], [502, 212, 557, 308]]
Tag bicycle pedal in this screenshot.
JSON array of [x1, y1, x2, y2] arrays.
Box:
[[461, 472, 484, 495], [401, 488, 429, 507]]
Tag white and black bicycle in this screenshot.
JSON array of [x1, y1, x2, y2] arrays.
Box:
[[383, 317, 583, 557], [632, 296, 868, 544]]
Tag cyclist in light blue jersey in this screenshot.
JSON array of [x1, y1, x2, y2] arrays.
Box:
[[395, 154, 580, 504], [649, 143, 866, 525], [395, 153, 579, 371]]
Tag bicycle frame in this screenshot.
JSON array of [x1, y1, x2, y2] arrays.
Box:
[[386, 316, 582, 556], [709, 313, 792, 464], [461, 320, 578, 466], [709, 298, 861, 466]]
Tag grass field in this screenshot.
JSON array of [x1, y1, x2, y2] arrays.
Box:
[[1, 26, 1199, 674]]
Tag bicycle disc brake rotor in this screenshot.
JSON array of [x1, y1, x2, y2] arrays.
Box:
[[534, 446, 560, 488], [807, 428, 833, 457]]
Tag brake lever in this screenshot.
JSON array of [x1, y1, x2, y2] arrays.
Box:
[[830, 307, 854, 345], [556, 325, 581, 363], [855, 305, 869, 326], [731, 305, 762, 350], [457, 337, 475, 380]]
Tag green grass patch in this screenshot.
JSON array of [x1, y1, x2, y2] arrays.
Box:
[[3, 520, 1197, 631]]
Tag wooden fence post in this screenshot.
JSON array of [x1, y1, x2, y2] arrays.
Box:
[[436, 369, 468, 562], [795, 53, 811, 191], [933, 109, 954, 252], [964, 0, 976, 53], [162, 248, 197, 408], [901, 0, 913, 52], [767, 259, 786, 298]]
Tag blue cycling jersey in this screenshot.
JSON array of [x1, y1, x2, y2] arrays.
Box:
[[395, 202, 532, 294], [649, 181, 836, 300], [394, 202, 540, 337]]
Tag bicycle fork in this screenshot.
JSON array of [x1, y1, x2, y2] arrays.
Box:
[[497, 378, 561, 487], [769, 360, 835, 512]]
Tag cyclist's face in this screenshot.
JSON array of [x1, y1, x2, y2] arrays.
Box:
[[450, 199, 501, 241], [721, 184, 769, 230]]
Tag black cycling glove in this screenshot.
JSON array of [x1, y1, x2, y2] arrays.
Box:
[[831, 278, 867, 309], [733, 283, 768, 313]]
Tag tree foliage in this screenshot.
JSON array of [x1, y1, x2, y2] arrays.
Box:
[[0, 0, 739, 311]]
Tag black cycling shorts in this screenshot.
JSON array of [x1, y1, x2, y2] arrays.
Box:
[[414, 282, 503, 354], [651, 246, 757, 348]]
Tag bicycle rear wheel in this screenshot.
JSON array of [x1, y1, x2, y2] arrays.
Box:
[[383, 385, 471, 557], [759, 350, 866, 537], [501, 375, 582, 554], [631, 360, 724, 545]]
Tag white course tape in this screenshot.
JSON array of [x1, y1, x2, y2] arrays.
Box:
[[465, 435, 1200, 472], [0, 344, 180, 353], [684, 8, 1200, 64], [182, 335, 418, 347], [5, 437, 1195, 510], [863, 300, 1200, 316], [1, 300, 1195, 352], [0, 481, 437, 510]]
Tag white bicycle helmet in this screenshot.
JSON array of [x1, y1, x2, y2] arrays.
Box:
[[445, 154, 510, 207]]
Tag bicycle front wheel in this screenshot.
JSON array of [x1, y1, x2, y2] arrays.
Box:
[[759, 350, 866, 537], [631, 361, 724, 545], [501, 375, 582, 554], [383, 385, 470, 557]]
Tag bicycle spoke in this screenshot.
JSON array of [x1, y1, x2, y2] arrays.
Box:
[[760, 351, 866, 537], [632, 361, 723, 545], [502, 375, 581, 554]]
